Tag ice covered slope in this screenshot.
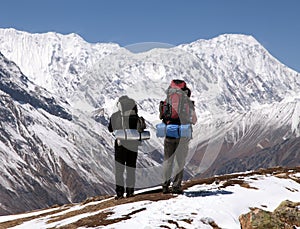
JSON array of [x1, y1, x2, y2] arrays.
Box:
[[188, 97, 300, 178], [0, 28, 120, 98], [0, 51, 159, 215], [0, 51, 110, 214]]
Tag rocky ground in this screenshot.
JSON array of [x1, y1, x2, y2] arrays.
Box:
[[0, 166, 299, 229]]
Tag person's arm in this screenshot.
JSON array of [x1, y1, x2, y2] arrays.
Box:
[[190, 101, 197, 125], [108, 113, 116, 132], [108, 117, 113, 132], [192, 111, 197, 125]]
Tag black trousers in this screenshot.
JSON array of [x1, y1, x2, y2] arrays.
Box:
[[114, 141, 138, 196]]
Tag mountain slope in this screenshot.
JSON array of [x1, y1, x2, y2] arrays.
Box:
[[0, 51, 160, 215], [0, 166, 299, 229], [189, 97, 300, 178], [0, 49, 164, 215], [0, 52, 72, 120]]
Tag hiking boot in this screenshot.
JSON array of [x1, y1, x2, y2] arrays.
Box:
[[162, 186, 170, 194], [115, 191, 124, 200], [115, 195, 124, 200], [172, 187, 183, 194], [126, 192, 134, 198], [126, 188, 134, 198]]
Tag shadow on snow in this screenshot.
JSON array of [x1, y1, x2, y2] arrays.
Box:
[[184, 189, 233, 197]]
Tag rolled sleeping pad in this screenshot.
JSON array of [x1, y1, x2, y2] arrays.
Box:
[[156, 123, 192, 139], [180, 124, 192, 138], [114, 129, 150, 141], [156, 122, 166, 137], [140, 130, 150, 140]]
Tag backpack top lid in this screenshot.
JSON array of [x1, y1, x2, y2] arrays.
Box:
[[169, 79, 186, 89], [118, 95, 137, 114], [168, 79, 191, 97]]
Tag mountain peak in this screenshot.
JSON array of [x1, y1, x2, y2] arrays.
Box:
[[0, 27, 120, 47], [181, 33, 262, 51], [0, 28, 121, 96], [214, 33, 258, 42]]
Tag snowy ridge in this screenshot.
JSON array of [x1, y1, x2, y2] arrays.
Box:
[[0, 28, 121, 98], [0, 167, 299, 228], [1, 28, 299, 114], [178, 34, 300, 112]]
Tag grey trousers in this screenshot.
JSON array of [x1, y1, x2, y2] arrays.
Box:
[[162, 137, 189, 189]]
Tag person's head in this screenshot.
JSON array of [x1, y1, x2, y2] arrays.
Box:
[[169, 79, 191, 97], [117, 95, 137, 113]]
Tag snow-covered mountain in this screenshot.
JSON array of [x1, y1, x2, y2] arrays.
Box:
[[2, 28, 299, 112], [0, 51, 110, 214], [0, 50, 159, 215], [0, 167, 299, 228], [0, 28, 300, 215], [0, 28, 120, 98]]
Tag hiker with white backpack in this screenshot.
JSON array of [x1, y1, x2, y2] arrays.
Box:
[[108, 95, 148, 199]]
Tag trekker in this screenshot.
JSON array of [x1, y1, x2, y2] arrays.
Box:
[[159, 79, 197, 194], [108, 95, 142, 199]]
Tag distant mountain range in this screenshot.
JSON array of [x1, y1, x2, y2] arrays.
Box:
[[0, 28, 299, 215]]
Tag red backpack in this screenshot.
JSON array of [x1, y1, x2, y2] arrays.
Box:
[[159, 79, 194, 125]]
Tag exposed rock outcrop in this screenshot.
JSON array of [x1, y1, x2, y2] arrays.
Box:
[[239, 200, 300, 229]]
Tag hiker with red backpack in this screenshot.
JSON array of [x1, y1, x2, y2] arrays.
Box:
[[108, 95, 147, 199], [157, 79, 197, 194]]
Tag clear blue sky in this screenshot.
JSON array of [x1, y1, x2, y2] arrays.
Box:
[[1, 0, 300, 72]]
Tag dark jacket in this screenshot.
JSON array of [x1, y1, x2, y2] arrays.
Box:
[[108, 110, 140, 152], [108, 110, 138, 132]]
